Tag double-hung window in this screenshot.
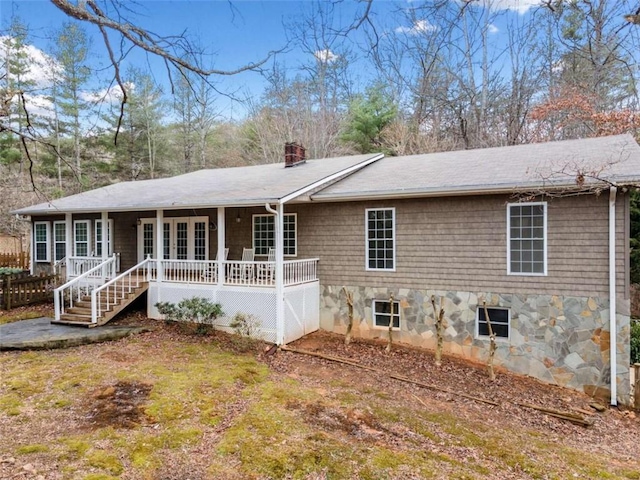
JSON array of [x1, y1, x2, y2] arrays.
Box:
[[94, 219, 114, 257], [252, 214, 297, 256], [53, 221, 66, 262], [366, 208, 395, 271], [74, 220, 91, 257], [34, 221, 50, 262], [507, 202, 546, 275]]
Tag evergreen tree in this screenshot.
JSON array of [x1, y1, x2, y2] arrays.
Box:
[[1, 16, 37, 170], [52, 21, 91, 182], [341, 84, 397, 154]]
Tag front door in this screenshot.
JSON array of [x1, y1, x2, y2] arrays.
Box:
[[138, 217, 208, 261]]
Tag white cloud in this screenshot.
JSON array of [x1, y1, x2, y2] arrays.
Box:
[[314, 49, 339, 63], [81, 83, 135, 104], [0, 36, 61, 88], [395, 19, 438, 35], [487, 23, 499, 34], [471, 0, 542, 15]]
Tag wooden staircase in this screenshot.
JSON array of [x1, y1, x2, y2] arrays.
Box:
[[53, 276, 148, 328]]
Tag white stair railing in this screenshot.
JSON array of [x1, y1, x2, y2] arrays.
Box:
[[54, 255, 117, 321], [91, 257, 151, 324], [53, 256, 67, 277], [68, 256, 109, 278]]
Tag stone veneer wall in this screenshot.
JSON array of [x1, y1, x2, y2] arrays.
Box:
[[320, 285, 631, 405]]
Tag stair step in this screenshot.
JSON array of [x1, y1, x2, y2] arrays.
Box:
[[66, 307, 93, 315], [58, 313, 93, 322]]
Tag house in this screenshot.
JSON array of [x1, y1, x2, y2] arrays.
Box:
[[13, 135, 640, 406]]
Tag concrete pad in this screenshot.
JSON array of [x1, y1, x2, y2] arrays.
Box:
[[0, 317, 151, 351]]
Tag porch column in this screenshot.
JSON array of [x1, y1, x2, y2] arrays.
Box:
[[29, 221, 34, 275], [65, 213, 72, 279], [217, 207, 225, 287], [101, 211, 109, 281], [100, 211, 108, 261], [275, 202, 285, 344], [156, 209, 164, 283], [65, 213, 72, 258]]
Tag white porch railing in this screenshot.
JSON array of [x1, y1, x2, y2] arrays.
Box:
[[148, 259, 218, 284], [284, 258, 319, 286], [149, 258, 319, 287], [91, 257, 151, 324], [67, 254, 120, 279], [54, 255, 117, 321]]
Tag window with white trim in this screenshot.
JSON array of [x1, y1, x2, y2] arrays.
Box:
[[34, 221, 50, 262], [366, 208, 395, 270], [94, 219, 114, 257], [252, 214, 297, 256], [53, 221, 66, 262], [373, 299, 400, 329], [476, 307, 510, 339], [143, 221, 155, 259], [507, 202, 546, 275], [74, 220, 91, 257]]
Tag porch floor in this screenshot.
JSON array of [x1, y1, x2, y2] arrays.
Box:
[[0, 317, 151, 350]]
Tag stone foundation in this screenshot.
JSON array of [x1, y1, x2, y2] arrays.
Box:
[[320, 285, 631, 405]]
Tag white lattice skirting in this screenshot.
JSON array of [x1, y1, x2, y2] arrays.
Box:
[[147, 282, 319, 344]]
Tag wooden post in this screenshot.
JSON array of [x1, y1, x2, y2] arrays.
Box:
[[342, 287, 354, 346], [5, 275, 11, 310], [430, 295, 445, 366], [634, 363, 640, 410], [386, 294, 394, 353], [483, 301, 497, 381]]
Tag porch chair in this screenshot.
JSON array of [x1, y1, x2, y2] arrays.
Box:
[[256, 248, 276, 285], [201, 248, 229, 282], [230, 248, 255, 282]]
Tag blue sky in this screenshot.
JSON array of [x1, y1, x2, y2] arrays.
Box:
[[0, 0, 543, 120], [1, 1, 374, 116]]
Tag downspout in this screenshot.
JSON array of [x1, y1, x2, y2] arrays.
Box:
[[265, 202, 284, 345], [609, 186, 618, 406]]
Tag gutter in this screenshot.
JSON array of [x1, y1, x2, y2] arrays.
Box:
[[609, 186, 618, 406], [265, 202, 284, 345]]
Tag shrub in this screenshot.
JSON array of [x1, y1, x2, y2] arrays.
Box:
[[229, 312, 260, 351], [155, 297, 223, 327], [631, 320, 640, 364], [0, 267, 25, 276]]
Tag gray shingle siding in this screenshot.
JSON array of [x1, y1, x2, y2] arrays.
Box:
[[294, 193, 627, 300]]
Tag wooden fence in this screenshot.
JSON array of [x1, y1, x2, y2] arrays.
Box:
[[0, 272, 58, 310], [0, 252, 30, 270]]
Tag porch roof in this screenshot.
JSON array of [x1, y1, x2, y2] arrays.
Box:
[[311, 134, 640, 201], [14, 153, 381, 215]]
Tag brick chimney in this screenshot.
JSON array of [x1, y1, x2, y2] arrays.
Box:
[[284, 143, 306, 168]]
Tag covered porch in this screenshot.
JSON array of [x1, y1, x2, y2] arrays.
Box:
[[51, 204, 320, 344]]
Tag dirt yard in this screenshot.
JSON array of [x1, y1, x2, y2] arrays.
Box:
[[0, 310, 639, 479]]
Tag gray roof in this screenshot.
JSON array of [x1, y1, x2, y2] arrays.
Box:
[[14, 153, 381, 215], [14, 135, 640, 216], [312, 134, 640, 201]]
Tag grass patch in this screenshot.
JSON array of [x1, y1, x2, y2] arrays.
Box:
[[16, 444, 49, 454], [86, 450, 124, 475], [82, 474, 120, 480], [0, 393, 23, 415], [1, 331, 638, 480], [59, 437, 91, 459], [0, 309, 53, 325]]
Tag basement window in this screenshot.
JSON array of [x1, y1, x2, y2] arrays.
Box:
[[476, 307, 510, 339], [373, 299, 400, 329]]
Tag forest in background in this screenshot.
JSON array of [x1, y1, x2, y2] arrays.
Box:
[[2, 0, 640, 270]]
